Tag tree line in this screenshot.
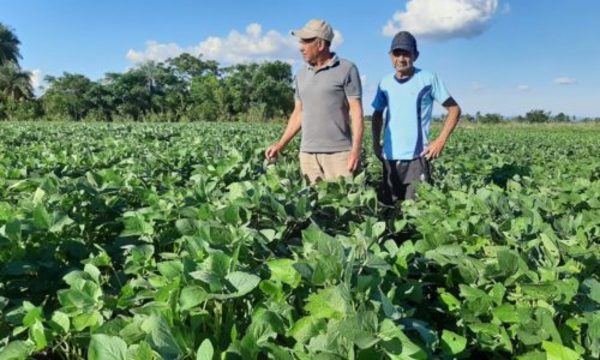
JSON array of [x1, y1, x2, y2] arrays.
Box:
[[1, 23, 294, 122], [38, 57, 294, 122], [1, 23, 599, 123], [460, 110, 600, 124]]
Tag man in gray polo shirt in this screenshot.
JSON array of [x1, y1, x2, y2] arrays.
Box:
[[265, 19, 364, 184]]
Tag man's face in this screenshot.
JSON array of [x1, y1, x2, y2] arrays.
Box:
[[390, 49, 415, 73], [299, 37, 322, 65]]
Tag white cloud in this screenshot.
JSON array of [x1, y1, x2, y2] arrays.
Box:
[[383, 0, 500, 40], [27, 69, 45, 94], [553, 77, 576, 85], [29, 69, 43, 88], [126, 42, 182, 64], [127, 23, 344, 65], [331, 30, 344, 51], [194, 24, 300, 64], [517, 85, 530, 92]]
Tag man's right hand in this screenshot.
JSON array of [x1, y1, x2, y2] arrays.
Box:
[[265, 143, 282, 162]]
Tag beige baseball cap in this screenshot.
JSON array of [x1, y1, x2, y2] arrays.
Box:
[[291, 19, 334, 42]]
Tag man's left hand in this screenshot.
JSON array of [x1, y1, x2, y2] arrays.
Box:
[[420, 138, 446, 160]]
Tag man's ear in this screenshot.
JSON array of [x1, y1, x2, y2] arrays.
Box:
[[317, 39, 327, 51]]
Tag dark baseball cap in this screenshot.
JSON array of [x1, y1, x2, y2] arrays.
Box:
[[390, 31, 419, 57]]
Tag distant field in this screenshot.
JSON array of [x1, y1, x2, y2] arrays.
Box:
[[1, 122, 599, 359]]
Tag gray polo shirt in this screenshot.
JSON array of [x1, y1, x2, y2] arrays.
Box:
[[294, 55, 362, 153]]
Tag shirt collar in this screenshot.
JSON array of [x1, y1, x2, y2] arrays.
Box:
[[306, 53, 339, 71]]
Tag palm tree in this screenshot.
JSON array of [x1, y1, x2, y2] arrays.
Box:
[[0, 62, 33, 100], [0, 23, 22, 66], [138, 61, 162, 95]]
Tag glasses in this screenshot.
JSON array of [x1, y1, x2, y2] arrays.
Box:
[[300, 37, 318, 44]]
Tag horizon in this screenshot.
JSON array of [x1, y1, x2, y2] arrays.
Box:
[[3, 0, 600, 118]]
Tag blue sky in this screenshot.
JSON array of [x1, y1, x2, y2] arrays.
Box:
[[3, 0, 600, 117]]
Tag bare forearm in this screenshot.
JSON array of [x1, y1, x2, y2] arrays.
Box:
[[265, 102, 302, 160], [349, 99, 364, 152], [438, 105, 461, 142], [277, 109, 302, 148], [351, 115, 363, 152]]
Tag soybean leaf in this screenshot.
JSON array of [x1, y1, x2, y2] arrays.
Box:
[[541, 341, 580, 360], [441, 330, 467, 356], [88, 334, 128, 360], [196, 339, 214, 360]]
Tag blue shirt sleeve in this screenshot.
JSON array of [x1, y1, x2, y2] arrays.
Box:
[[371, 84, 388, 111], [431, 73, 451, 104]]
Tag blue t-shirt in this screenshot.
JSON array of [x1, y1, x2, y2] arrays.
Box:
[[372, 68, 451, 160]]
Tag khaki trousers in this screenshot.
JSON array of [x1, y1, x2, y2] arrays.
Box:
[[299, 151, 353, 184]]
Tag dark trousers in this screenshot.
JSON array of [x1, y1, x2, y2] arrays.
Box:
[[380, 157, 432, 205]]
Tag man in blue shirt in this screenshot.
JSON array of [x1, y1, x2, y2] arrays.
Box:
[[372, 31, 461, 204]]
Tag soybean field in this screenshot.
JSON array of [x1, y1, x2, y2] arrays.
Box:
[[1, 122, 599, 359]]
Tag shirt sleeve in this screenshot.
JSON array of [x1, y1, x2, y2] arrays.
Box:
[[431, 73, 451, 104], [293, 75, 301, 102], [371, 83, 388, 112], [344, 64, 362, 98]]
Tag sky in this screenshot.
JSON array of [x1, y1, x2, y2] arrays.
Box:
[[2, 0, 600, 117]]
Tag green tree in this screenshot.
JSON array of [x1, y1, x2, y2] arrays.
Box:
[[0, 23, 21, 66], [103, 70, 151, 121], [84, 82, 113, 121], [167, 53, 219, 80], [0, 23, 37, 121], [220, 63, 256, 117], [42, 73, 96, 121], [0, 62, 33, 100], [476, 112, 504, 124], [249, 61, 294, 120], [189, 73, 228, 121], [104, 62, 189, 121], [0, 97, 42, 121], [525, 109, 551, 123], [0, 62, 33, 120], [138, 61, 162, 96], [138, 61, 168, 118], [217, 61, 294, 121], [461, 113, 475, 123], [145, 61, 188, 121], [167, 53, 223, 121], [552, 112, 570, 122]]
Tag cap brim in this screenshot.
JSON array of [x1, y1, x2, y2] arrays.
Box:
[[391, 45, 412, 52], [291, 29, 318, 39], [391, 46, 418, 56]]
